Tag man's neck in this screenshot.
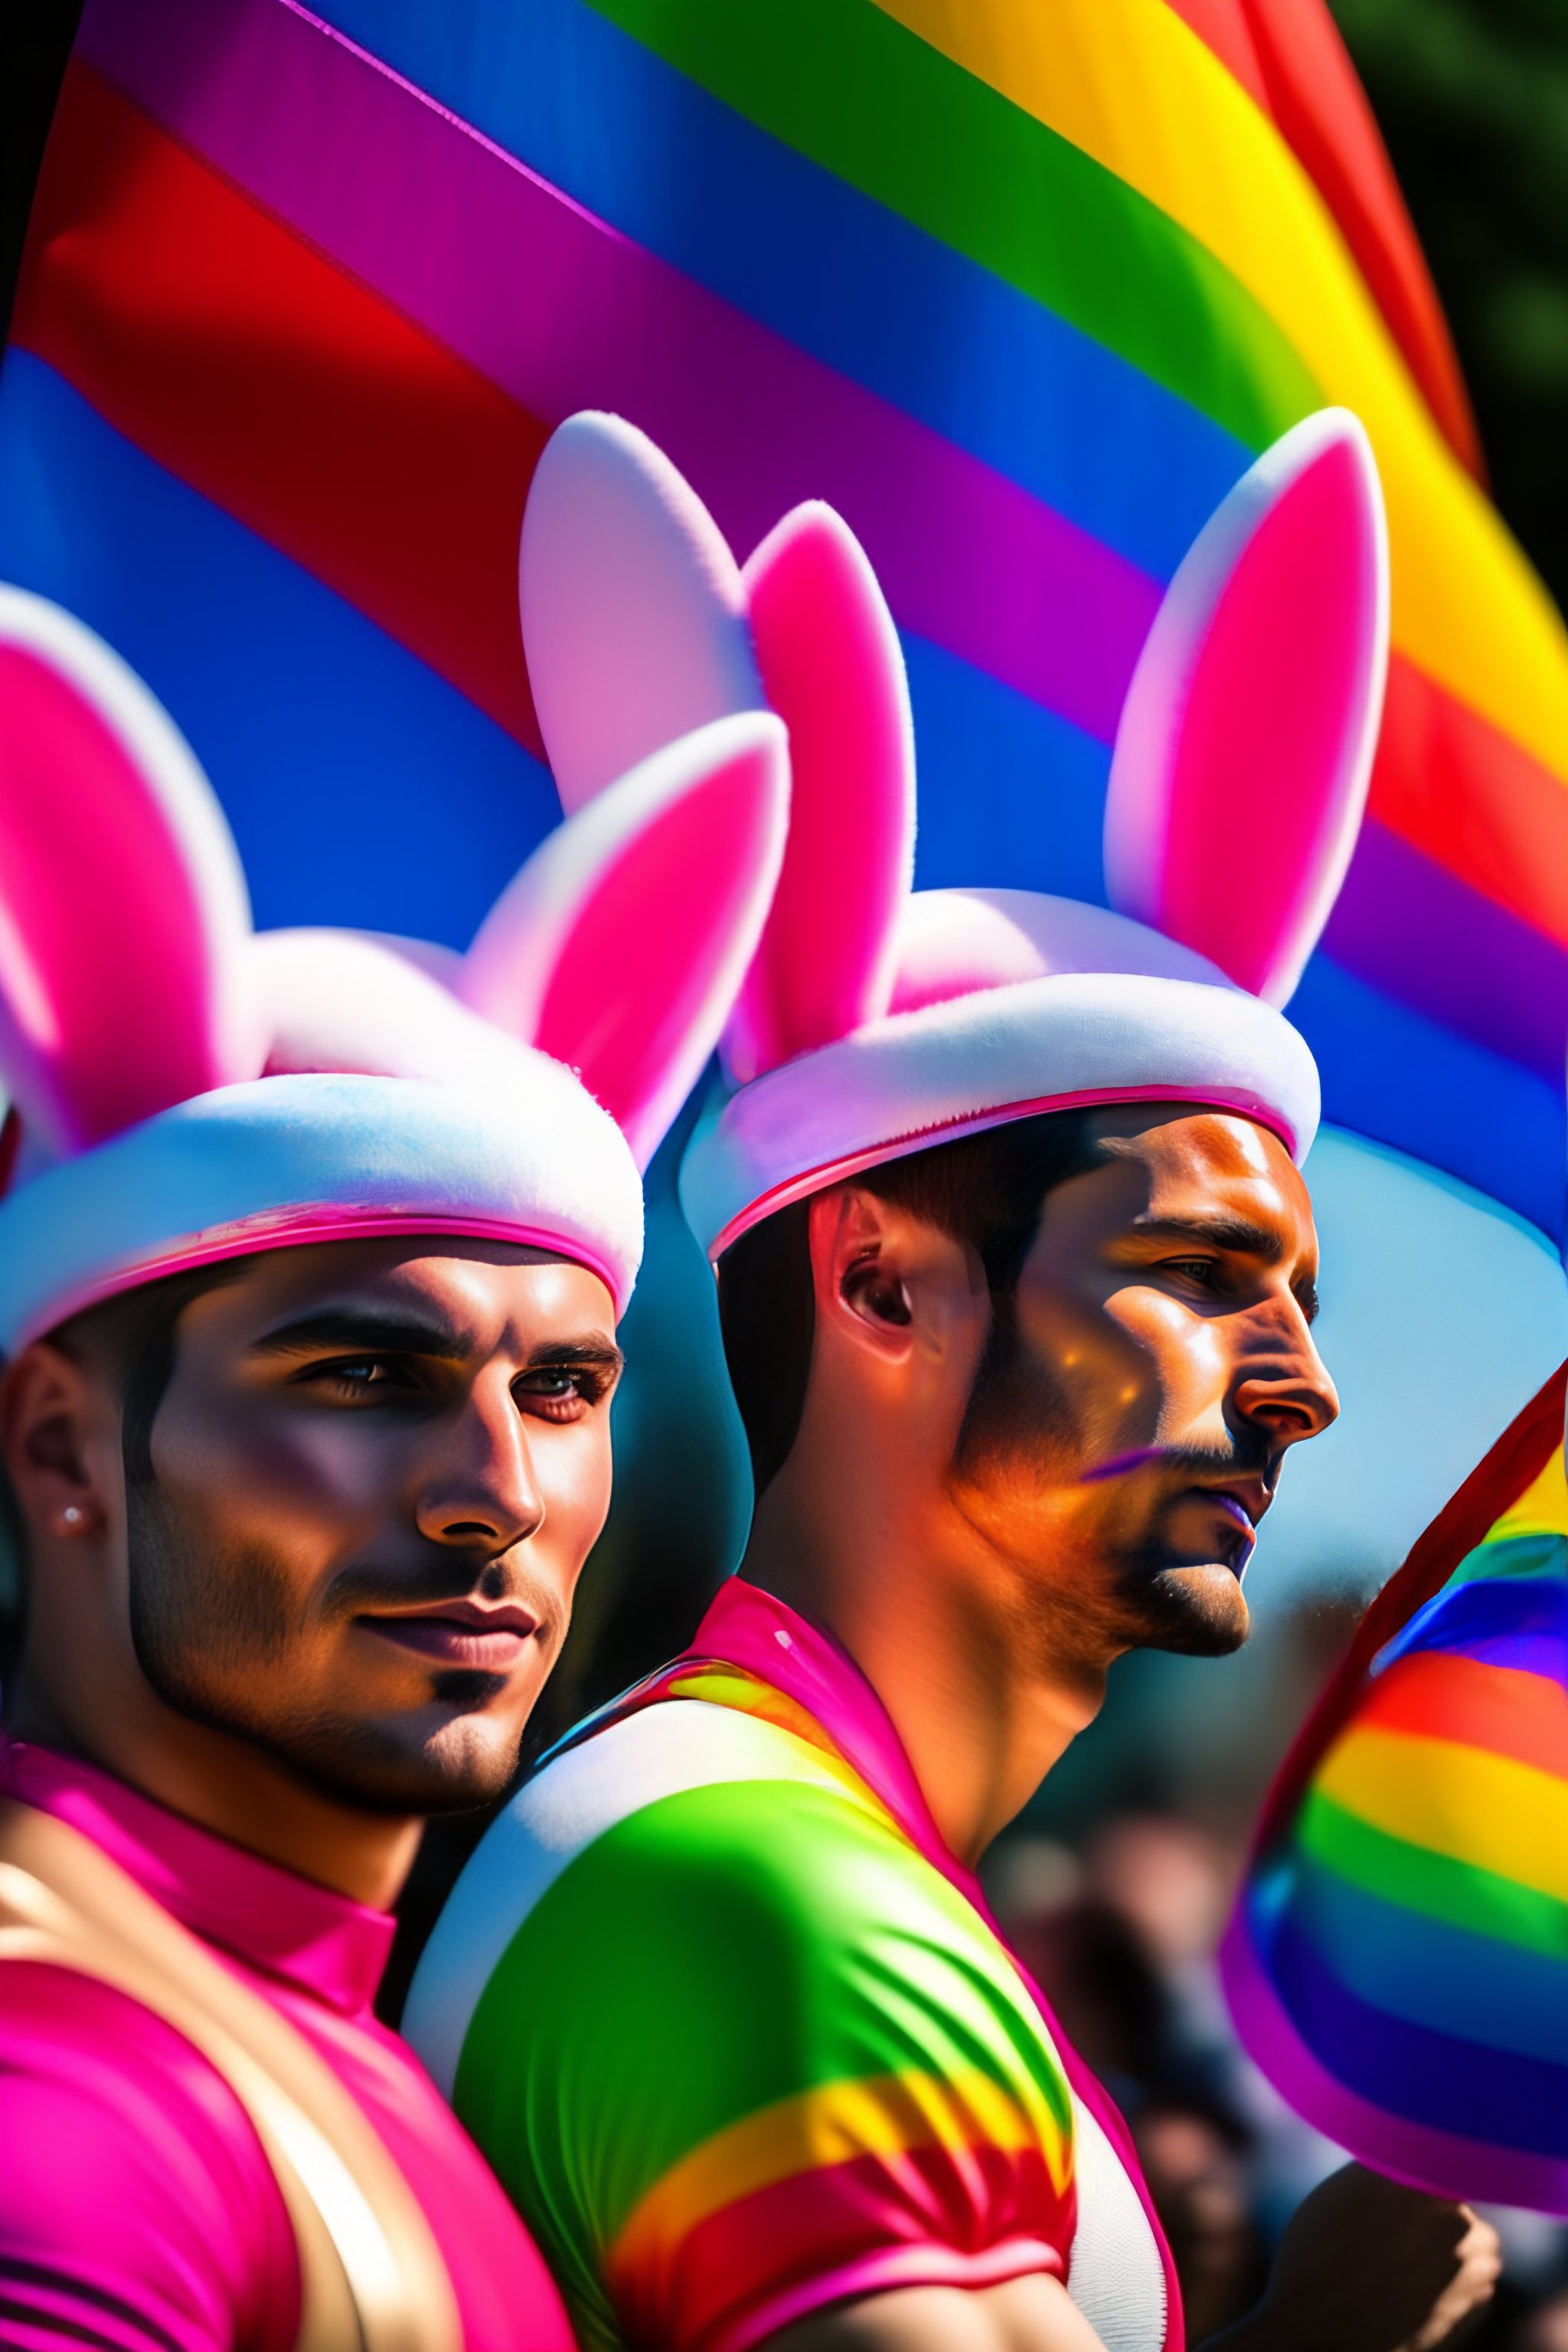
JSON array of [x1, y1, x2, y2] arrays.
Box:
[[739, 1461, 1108, 1868], [8, 1670, 421, 1911]]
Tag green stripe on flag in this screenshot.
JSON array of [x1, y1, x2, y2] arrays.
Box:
[[1298, 1787, 1568, 1962], [1448, 1530, 1568, 1586], [586, 0, 1321, 449]]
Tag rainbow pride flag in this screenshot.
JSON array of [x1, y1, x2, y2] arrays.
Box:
[[1, 0, 1564, 1234], [1223, 1364, 1568, 2215]]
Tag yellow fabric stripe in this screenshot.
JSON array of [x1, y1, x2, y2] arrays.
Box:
[[1317, 1723, 1568, 1900], [607, 2063, 1070, 2287], [1488, 1445, 1568, 1547], [869, 0, 1568, 786], [662, 1671, 904, 1829]]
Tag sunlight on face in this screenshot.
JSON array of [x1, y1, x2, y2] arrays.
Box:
[[124, 1236, 622, 1812], [950, 1108, 1335, 1662]]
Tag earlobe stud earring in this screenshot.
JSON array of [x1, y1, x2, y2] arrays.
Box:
[[58, 1504, 88, 1532]]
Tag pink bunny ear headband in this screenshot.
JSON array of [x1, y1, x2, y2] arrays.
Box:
[[505, 406, 1387, 1259], [0, 577, 788, 1349]]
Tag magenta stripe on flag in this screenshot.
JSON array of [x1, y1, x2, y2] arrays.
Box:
[[74, 0, 1161, 745], [1325, 816, 1568, 1080]]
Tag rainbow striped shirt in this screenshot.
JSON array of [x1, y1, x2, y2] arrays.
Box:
[[407, 1581, 1175, 2352]]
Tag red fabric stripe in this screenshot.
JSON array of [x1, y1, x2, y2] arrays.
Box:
[[1162, 0, 1273, 112], [13, 61, 547, 753], [20, 63, 1559, 972], [613, 2138, 1070, 2352], [1355, 1651, 1568, 1781], [1240, 1, 1484, 479], [1369, 655, 1568, 952], [1166, 0, 1484, 478]]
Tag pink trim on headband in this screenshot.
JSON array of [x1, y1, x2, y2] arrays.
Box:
[[11, 1204, 622, 1351], [704, 1081, 1298, 1261]]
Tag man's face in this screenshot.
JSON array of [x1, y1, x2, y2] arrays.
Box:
[[122, 1237, 622, 1813], [947, 1109, 1335, 1661]]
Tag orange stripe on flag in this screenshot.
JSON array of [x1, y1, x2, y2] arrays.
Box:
[[1357, 1651, 1568, 1783], [1370, 655, 1568, 952]]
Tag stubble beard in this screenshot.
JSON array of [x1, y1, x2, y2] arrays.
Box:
[[949, 1305, 1255, 1667], [124, 1483, 531, 1816]]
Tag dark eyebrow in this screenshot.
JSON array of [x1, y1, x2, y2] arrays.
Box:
[[250, 1309, 471, 1361], [524, 1338, 625, 1377], [1130, 1214, 1321, 1321], [1126, 1214, 1286, 1263]]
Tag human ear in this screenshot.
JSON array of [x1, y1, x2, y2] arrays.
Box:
[[0, 1341, 119, 1546], [841, 1256, 913, 1332], [808, 1188, 916, 1353]]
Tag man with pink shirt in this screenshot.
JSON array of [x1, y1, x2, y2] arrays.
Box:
[[0, 583, 786, 2349]]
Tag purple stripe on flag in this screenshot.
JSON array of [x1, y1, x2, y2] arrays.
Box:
[[75, 0, 1161, 744], [1267, 1907, 1568, 2155], [1219, 1906, 1568, 2214], [1372, 1575, 1568, 1681], [1324, 817, 1568, 1082]]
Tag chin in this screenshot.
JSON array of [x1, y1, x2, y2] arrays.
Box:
[[1133, 1562, 1252, 1658], [260, 1703, 528, 1818]]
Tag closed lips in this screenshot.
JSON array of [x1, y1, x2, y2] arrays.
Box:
[[359, 1600, 540, 1662]]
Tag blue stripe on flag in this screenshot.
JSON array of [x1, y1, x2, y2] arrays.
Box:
[[0, 353, 557, 948], [305, 0, 1250, 580], [1289, 1851, 1568, 2068], [1291, 955, 1566, 1244], [1266, 1903, 1568, 2157]]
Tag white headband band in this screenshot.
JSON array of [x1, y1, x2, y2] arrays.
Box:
[[0, 534, 790, 1341], [0, 1069, 645, 1351], [681, 962, 1321, 1261]]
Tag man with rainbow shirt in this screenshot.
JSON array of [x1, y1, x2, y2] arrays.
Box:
[[408, 413, 1499, 2351]]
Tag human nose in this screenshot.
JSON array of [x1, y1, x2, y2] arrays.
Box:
[[413, 1375, 545, 1554], [1230, 1299, 1338, 1451]]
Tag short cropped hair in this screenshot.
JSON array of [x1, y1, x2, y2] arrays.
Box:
[[0, 1257, 252, 1664], [51, 1258, 255, 1486], [716, 1109, 1106, 1495]]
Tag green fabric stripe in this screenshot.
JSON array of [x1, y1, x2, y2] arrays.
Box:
[[586, 0, 1321, 450], [1297, 1788, 1568, 1962], [1448, 1530, 1568, 1587], [456, 1776, 1071, 2295]]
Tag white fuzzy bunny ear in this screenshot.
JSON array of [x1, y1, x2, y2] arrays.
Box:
[[520, 412, 765, 815], [0, 590, 259, 1158], [724, 503, 916, 1084], [462, 712, 789, 1168], [1103, 408, 1388, 1008]]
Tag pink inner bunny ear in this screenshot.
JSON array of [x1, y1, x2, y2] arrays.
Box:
[[520, 411, 764, 815], [462, 713, 789, 1168], [0, 591, 258, 1158], [1103, 408, 1389, 1007], [728, 503, 916, 1083]]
